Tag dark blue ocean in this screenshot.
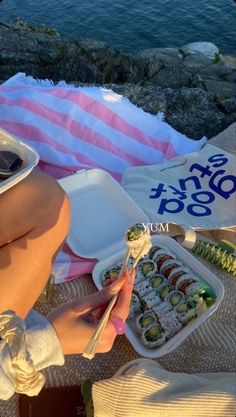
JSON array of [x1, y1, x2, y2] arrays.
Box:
[[0, 0, 235, 53]]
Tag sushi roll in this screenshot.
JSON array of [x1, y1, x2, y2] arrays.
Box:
[[153, 250, 176, 271], [141, 323, 166, 348], [152, 301, 172, 318], [158, 283, 174, 299], [129, 293, 141, 317], [168, 266, 191, 286], [149, 274, 166, 291], [165, 290, 185, 307], [159, 259, 182, 278], [159, 311, 182, 338], [125, 223, 152, 259], [138, 260, 156, 278], [185, 281, 201, 297], [136, 310, 158, 333], [175, 300, 198, 323], [134, 280, 152, 297], [143, 290, 162, 308], [149, 245, 166, 260], [102, 265, 121, 284], [135, 268, 146, 284], [176, 274, 199, 294]]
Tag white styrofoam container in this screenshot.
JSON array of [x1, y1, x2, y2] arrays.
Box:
[[59, 169, 149, 260], [0, 128, 39, 194], [59, 169, 224, 358]]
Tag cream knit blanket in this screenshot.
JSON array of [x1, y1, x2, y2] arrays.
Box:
[[93, 358, 236, 417]]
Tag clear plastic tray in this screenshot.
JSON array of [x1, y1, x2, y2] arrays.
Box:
[[0, 128, 39, 194], [93, 235, 224, 358]]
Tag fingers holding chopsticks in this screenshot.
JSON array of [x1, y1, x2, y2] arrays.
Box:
[[97, 269, 135, 349], [47, 270, 134, 355], [69, 274, 126, 316]]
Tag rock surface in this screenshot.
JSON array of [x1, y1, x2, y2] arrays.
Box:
[[0, 20, 235, 139]]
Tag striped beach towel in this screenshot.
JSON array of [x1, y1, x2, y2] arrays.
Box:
[[0, 73, 206, 282]]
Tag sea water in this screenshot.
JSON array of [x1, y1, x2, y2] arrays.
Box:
[[0, 0, 235, 53]]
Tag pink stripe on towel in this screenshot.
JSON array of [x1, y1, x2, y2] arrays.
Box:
[[0, 74, 206, 283]]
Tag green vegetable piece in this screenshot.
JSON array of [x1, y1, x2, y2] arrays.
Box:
[[151, 275, 164, 288], [218, 239, 236, 254], [170, 293, 182, 306], [126, 223, 145, 241], [81, 380, 94, 417], [176, 303, 188, 313], [141, 299, 148, 312], [160, 284, 173, 298], [104, 266, 121, 281], [198, 278, 216, 300], [81, 379, 93, 402], [187, 300, 197, 309], [85, 400, 94, 417], [145, 325, 161, 341], [141, 261, 155, 276], [141, 315, 155, 327], [205, 297, 216, 308]]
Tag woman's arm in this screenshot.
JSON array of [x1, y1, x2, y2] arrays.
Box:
[[0, 270, 134, 400], [0, 310, 64, 400]]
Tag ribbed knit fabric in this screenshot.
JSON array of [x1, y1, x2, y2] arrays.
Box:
[[93, 359, 236, 417]]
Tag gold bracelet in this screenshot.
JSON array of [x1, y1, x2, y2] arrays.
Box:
[[0, 310, 45, 396]]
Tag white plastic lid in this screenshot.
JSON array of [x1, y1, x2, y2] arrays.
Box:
[[58, 169, 150, 260]]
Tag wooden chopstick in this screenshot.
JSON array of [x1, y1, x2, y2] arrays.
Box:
[[131, 243, 147, 269], [82, 248, 131, 360]]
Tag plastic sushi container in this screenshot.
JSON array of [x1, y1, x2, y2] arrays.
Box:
[[59, 168, 224, 358], [0, 128, 39, 194]]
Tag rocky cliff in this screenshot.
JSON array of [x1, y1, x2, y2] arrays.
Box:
[[0, 20, 235, 139]]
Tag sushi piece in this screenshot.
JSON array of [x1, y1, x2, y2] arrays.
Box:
[[152, 301, 172, 318], [159, 311, 182, 338], [138, 260, 156, 277], [185, 281, 201, 297], [158, 283, 174, 299], [159, 259, 182, 278], [175, 300, 198, 323], [176, 274, 199, 294], [153, 250, 176, 271], [149, 274, 166, 290], [135, 268, 146, 284], [136, 310, 158, 333], [141, 323, 166, 348], [165, 290, 185, 307], [134, 280, 152, 297], [143, 290, 162, 308], [129, 293, 141, 317], [102, 265, 121, 284], [168, 266, 191, 285], [125, 223, 152, 259], [149, 245, 166, 260]]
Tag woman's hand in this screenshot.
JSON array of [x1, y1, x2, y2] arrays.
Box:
[[47, 269, 135, 355]]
